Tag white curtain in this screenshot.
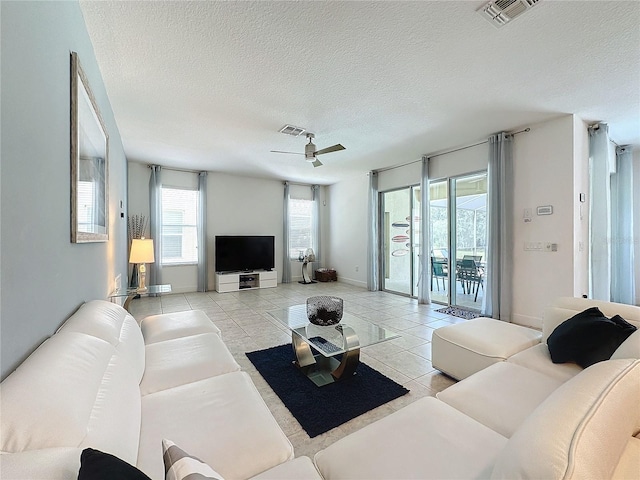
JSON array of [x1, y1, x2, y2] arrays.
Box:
[[418, 156, 431, 304], [588, 124, 614, 300], [367, 171, 379, 291], [282, 182, 291, 283], [484, 133, 513, 320], [197, 172, 208, 292], [148, 165, 162, 288], [311, 184, 321, 264], [610, 146, 635, 304]]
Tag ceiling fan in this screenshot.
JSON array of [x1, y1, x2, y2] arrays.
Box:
[[270, 133, 345, 168]]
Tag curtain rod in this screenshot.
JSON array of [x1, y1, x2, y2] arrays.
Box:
[[146, 165, 321, 186], [283, 181, 318, 187], [587, 123, 620, 147], [147, 164, 207, 174], [375, 127, 530, 174]]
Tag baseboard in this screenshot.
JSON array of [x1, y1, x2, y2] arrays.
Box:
[[170, 286, 199, 294], [336, 277, 367, 288]]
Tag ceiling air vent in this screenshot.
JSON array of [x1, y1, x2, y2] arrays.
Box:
[[478, 0, 541, 27], [278, 124, 306, 136]]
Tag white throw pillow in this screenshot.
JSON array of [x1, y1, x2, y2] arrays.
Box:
[[162, 439, 225, 480], [610, 329, 640, 360]]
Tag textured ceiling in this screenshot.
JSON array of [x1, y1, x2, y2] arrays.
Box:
[[79, 1, 640, 185]]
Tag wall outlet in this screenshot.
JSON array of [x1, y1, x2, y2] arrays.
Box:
[[115, 274, 122, 292], [355, 265, 359, 272]]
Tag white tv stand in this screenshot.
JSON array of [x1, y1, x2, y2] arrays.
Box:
[[215, 270, 277, 293]]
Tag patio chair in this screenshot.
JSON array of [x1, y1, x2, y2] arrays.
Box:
[[431, 257, 448, 291], [458, 259, 484, 301]]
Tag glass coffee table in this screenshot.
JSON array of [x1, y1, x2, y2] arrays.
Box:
[[267, 305, 399, 387]]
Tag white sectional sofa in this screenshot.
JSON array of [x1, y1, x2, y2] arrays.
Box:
[[2, 296, 639, 479], [314, 297, 640, 479], [0, 301, 321, 480]]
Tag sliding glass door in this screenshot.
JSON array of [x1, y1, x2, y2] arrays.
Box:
[[381, 186, 420, 296], [429, 172, 487, 310]]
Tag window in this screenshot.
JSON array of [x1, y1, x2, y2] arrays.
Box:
[[289, 198, 313, 259], [77, 180, 95, 233], [161, 187, 198, 265]]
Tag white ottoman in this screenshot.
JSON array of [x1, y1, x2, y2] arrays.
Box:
[[432, 317, 542, 380]]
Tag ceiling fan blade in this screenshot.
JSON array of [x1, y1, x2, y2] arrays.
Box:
[[312, 158, 323, 168], [270, 150, 304, 156], [315, 144, 345, 156]]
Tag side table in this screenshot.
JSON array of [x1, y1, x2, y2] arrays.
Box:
[[109, 284, 172, 312], [298, 260, 316, 285]]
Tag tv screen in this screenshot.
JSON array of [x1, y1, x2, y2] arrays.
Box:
[[215, 235, 275, 273]]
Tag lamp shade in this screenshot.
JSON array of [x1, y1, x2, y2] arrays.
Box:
[[129, 238, 155, 264]]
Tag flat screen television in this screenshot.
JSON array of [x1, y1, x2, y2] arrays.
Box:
[[215, 235, 275, 273]]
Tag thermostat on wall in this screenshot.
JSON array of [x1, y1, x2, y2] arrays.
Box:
[[537, 205, 553, 216]]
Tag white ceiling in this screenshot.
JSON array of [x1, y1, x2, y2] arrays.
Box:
[[79, 0, 640, 185]]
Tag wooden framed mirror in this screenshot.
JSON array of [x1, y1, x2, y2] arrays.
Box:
[[70, 51, 109, 243]]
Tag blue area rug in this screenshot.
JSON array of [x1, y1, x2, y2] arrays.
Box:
[[246, 344, 409, 438]]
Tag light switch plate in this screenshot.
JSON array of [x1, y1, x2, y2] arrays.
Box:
[[537, 205, 553, 215]]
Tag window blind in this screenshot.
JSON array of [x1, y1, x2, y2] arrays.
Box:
[[161, 187, 198, 265]]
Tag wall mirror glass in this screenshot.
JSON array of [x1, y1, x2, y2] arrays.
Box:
[[70, 51, 109, 243]]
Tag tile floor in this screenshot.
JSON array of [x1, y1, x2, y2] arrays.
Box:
[[129, 281, 462, 459]]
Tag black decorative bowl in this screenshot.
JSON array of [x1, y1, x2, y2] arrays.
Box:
[[306, 296, 344, 326]]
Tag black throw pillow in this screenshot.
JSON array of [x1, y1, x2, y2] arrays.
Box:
[[547, 307, 637, 368], [78, 448, 151, 480]]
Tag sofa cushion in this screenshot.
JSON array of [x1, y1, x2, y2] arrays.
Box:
[[250, 457, 322, 480], [0, 448, 82, 479], [140, 333, 240, 395], [78, 448, 151, 480], [138, 372, 293, 480], [56, 300, 146, 385], [491, 359, 640, 480], [0, 332, 141, 464], [162, 439, 224, 480], [547, 307, 636, 368], [437, 362, 563, 437], [611, 329, 640, 360], [140, 310, 220, 344], [507, 343, 583, 382], [314, 397, 508, 480], [612, 437, 640, 480]]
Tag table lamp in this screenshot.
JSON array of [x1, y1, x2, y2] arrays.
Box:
[[129, 238, 155, 291]]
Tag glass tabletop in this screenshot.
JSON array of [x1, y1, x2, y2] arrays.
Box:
[[109, 284, 172, 298], [267, 304, 399, 357]]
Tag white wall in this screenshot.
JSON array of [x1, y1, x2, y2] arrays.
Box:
[[327, 174, 369, 287], [511, 115, 582, 328], [634, 149, 640, 305], [127, 166, 328, 291], [1, 1, 129, 380]]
